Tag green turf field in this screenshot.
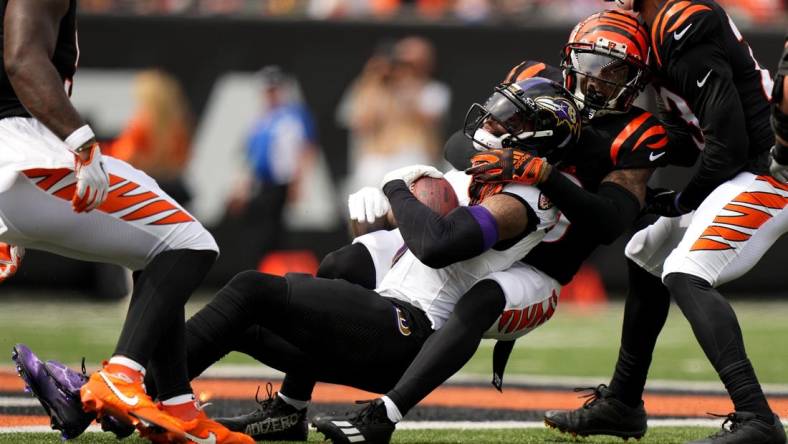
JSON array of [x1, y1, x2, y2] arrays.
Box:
[[0, 428, 730, 443], [2, 295, 786, 384]]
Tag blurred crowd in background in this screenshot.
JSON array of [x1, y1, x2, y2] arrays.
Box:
[[79, 0, 785, 26]]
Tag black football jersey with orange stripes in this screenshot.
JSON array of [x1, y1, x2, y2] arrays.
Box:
[[522, 106, 670, 284], [648, 0, 774, 209], [0, 0, 78, 119]]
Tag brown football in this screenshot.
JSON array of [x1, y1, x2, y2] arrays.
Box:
[[411, 176, 460, 216]]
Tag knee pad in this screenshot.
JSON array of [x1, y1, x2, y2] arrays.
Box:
[[316, 243, 375, 289]]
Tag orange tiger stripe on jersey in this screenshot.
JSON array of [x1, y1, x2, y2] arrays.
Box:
[[23, 169, 72, 191], [713, 203, 772, 229], [151, 210, 194, 225], [24, 168, 194, 226], [121, 199, 180, 222], [610, 112, 651, 164], [666, 5, 711, 34], [732, 191, 787, 210], [514, 63, 547, 82], [699, 225, 751, 242], [98, 182, 158, 214], [691, 238, 734, 251], [757, 175, 788, 192], [633, 124, 667, 150], [652, 0, 692, 67]]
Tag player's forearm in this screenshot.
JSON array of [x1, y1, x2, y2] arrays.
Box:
[[383, 180, 493, 269], [538, 169, 640, 244], [6, 55, 85, 140]]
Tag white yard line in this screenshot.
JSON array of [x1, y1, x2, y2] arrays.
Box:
[[1, 419, 787, 434]]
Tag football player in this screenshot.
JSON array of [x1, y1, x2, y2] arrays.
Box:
[[0, 1, 251, 443], [545, 1, 787, 444], [18, 78, 579, 443]]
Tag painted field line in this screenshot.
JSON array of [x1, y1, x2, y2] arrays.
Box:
[[2, 419, 786, 434], [0, 398, 40, 407], [0, 425, 102, 434]]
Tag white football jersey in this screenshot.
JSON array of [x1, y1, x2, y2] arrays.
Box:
[[376, 170, 558, 330]]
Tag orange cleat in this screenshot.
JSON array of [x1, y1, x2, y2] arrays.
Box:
[[144, 409, 255, 444], [79, 364, 184, 437]]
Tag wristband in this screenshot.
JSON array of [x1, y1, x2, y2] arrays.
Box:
[[64, 125, 96, 153]]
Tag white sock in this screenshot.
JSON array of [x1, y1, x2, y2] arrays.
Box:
[[277, 392, 309, 410], [161, 394, 196, 406], [380, 396, 403, 423], [108, 356, 146, 376]]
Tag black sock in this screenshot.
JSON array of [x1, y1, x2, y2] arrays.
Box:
[[146, 307, 190, 401], [386, 280, 505, 415], [608, 260, 670, 407], [664, 272, 772, 421], [280, 375, 315, 402], [114, 249, 216, 396]]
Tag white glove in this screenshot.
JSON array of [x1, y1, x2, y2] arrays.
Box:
[[381, 164, 443, 189], [770, 148, 788, 183], [348, 187, 390, 223], [72, 143, 109, 213], [0, 243, 24, 284]]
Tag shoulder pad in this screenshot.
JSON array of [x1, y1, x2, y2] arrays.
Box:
[[609, 110, 669, 168]]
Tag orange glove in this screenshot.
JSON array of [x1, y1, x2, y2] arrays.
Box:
[[0, 243, 24, 284], [466, 148, 551, 185]]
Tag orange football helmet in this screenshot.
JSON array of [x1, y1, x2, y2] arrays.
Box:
[[562, 10, 651, 119]]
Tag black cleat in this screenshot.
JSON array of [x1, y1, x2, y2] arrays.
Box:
[[688, 412, 786, 444], [312, 398, 395, 444], [544, 384, 647, 440], [214, 383, 307, 441]]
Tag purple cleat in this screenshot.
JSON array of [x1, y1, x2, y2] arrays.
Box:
[[11, 344, 134, 440]]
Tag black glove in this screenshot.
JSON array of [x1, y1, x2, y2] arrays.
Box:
[[645, 187, 690, 217]]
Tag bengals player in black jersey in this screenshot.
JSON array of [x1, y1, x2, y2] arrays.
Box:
[[546, 1, 787, 443]]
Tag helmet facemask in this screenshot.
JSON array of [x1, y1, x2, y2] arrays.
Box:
[[464, 85, 555, 154], [562, 41, 648, 120]]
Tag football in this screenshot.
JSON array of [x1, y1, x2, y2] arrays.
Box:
[[411, 176, 459, 216]]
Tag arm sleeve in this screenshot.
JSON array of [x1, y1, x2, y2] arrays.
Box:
[[383, 180, 498, 269], [538, 169, 641, 244], [668, 43, 749, 209]]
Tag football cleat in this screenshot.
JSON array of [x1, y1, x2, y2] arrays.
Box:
[[80, 363, 184, 437], [687, 412, 786, 444], [43, 359, 135, 439], [214, 384, 308, 441], [312, 398, 395, 444], [544, 384, 647, 440], [12, 344, 94, 440]]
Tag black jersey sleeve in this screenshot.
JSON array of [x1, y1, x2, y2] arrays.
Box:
[[667, 42, 749, 210], [611, 111, 671, 170]]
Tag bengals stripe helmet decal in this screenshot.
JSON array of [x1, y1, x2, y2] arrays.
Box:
[[562, 10, 651, 119]]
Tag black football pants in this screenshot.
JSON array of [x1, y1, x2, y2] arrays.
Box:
[[146, 270, 433, 399]]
